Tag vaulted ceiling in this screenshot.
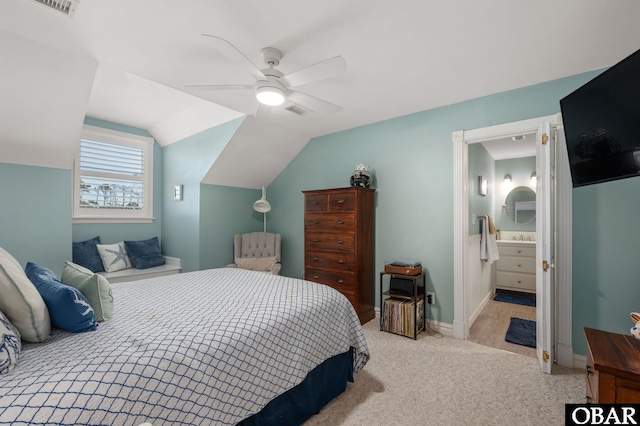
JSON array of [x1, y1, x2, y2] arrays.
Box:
[[2, 1, 640, 187]]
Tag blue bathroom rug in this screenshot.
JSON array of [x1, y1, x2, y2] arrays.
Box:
[[505, 317, 536, 348], [493, 292, 536, 307]]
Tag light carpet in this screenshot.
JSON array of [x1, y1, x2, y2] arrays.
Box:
[[304, 318, 584, 426]]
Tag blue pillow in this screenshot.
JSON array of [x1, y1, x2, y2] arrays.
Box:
[[25, 263, 98, 333], [72, 236, 105, 272], [124, 237, 165, 270]]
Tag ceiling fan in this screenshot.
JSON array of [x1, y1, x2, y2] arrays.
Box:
[[186, 35, 346, 116]]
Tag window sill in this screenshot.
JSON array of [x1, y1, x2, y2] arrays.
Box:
[[72, 216, 155, 224]]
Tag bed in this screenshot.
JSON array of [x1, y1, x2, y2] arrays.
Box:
[[0, 267, 369, 425]]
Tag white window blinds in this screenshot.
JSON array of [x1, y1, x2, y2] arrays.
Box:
[[79, 139, 145, 210], [73, 125, 154, 223]]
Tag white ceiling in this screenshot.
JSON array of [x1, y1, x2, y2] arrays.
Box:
[[2, 0, 640, 186], [482, 134, 536, 161]]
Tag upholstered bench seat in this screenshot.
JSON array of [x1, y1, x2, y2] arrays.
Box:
[[97, 256, 181, 283]]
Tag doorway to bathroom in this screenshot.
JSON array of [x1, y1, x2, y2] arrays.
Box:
[[452, 114, 574, 373], [466, 134, 538, 359]]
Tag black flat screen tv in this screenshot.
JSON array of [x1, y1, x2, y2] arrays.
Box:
[[560, 48, 640, 187]]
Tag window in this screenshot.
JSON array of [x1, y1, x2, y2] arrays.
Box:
[[73, 125, 154, 223]]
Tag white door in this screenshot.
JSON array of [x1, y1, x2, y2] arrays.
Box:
[[536, 122, 554, 373]]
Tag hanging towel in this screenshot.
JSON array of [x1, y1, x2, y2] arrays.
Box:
[[487, 215, 497, 234], [480, 216, 500, 264]]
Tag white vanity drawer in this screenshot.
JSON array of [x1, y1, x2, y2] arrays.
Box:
[[496, 244, 536, 257], [496, 256, 536, 273], [496, 271, 536, 293]]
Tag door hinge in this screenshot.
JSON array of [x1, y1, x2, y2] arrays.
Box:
[[542, 260, 549, 272], [543, 350, 550, 362], [542, 133, 549, 145]]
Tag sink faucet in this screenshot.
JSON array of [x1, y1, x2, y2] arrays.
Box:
[[519, 233, 523, 241]]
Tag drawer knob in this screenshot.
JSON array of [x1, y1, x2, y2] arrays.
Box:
[[313, 257, 319, 261], [338, 240, 344, 244], [517, 264, 522, 267], [313, 220, 320, 224], [338, 259, 345, 264], [313, 275, 319, 279], [312, 201, 319, 205], [338, 279, 344, 284], [313, 238, 319, 242], [337, 220, 344, 224], [337, 199, 345, 204], [517, 250, 522, 253], [586, 366, 593, 376], [517, 280, 522, 284]]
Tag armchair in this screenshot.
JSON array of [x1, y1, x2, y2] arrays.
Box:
[[229, 232, 281, 275]]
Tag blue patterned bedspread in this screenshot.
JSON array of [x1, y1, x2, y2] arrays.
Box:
[[0, 268, 369, 425]]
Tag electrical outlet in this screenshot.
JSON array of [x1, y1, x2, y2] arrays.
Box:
[[427, 291, 435, 305]]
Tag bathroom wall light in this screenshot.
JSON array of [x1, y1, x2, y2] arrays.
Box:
[[503, 175, 512, 185], [478, 176, 488, 196]]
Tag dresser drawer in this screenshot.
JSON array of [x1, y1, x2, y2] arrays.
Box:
[[305, 251, 355, 272], [305, 193, 328, 212], [305, 232, 355, 252], [496, 256, 536, 273], [305, 268, 356, 293], [305, 214, 355, 233], [496, 271, 536, 293], [328, 191, 355, 212]]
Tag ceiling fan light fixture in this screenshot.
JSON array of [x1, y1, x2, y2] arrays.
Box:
[[256, 86, 285, 106]]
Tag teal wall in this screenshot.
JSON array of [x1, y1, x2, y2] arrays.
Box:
[[267, 69, 605, 336], [0, 163, 71, 276], [572, 176, 640, 355], [494, 157, 536, 232], [72, 117, 163, 246], [468, 143, 495, 235], [199, 184, 263, 270], [161, 117, 244, 272]]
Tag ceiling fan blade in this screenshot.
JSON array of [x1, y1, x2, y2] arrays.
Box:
[[280, 56, 346, 88], [201, 34, 266, 81], [288, 90, 342, 114], [184, 84, 254, 92]]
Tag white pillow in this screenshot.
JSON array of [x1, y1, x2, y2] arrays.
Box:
[[0, 310, 21, 374], [0, 247, 51, 342], [96, 241, 133, 273], [235, 256, 278, 272]]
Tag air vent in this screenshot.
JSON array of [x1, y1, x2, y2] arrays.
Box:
[[33, 0, 79, 16], [285, 105, 310, 116]]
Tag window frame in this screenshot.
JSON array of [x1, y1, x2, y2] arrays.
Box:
[[73, 125, 154, 224]]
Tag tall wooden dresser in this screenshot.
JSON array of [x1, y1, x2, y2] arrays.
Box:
[[303, 187, 375, 324]]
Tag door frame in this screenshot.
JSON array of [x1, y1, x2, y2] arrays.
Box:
[[452, 113, 574, 368]]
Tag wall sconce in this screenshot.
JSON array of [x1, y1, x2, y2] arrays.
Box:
[[173, 184, 183, 201], [530, 173, 537, 187], [478, 176, 488, 196], [503, 175, 512, 185]]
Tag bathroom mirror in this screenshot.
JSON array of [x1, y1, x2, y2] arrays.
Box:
[[504, 186, 536, 224]]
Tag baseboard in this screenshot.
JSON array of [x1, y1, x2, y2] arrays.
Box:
[[556, 342, 575, 368], [572, 353, 586, 370], [468, 291, 493, 329]]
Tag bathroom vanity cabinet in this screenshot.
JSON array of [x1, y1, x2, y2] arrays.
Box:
[[495, 241, 536, 293]]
